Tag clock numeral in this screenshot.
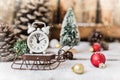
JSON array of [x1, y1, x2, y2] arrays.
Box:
[[30, 43, 33, 46], [42, 44, 45, 47], [32, 46, 36, 49], [41, 46, 43, 49], [44, 40, 47, 43], [37, 47, 39, 50], [40, 34, 44, 38], [35, 33, 44, 38], [30, 40, 32, 43], [31, 36, 34, 40], [35, 33, 40, 39]]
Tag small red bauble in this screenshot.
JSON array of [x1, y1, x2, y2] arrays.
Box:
[[90, 52, 106, 68], [90, 43, 101, 52]]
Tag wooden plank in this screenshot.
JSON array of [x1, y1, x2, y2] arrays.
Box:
[[50, 24, 120, 40]]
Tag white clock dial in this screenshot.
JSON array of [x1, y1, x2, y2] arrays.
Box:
[[27, 30, 49, 53]]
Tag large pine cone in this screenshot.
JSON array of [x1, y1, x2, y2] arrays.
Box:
[[0, 23, 15, 62], [14, 0, 53, 40]]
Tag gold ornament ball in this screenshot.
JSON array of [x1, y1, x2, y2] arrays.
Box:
[[50, 39, 60, 48], [72, 63, 84, 74], [55, 43, 61, 48]]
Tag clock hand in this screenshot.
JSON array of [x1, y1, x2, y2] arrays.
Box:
[[35, 35, 40, 43], [39, 38, 45, 42]]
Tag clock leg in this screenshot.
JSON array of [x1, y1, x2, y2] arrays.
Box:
[[30, 51, 33, 54], [43, 51, 46, 54]]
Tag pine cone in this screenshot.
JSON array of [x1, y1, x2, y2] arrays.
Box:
[[88, 29, 103, 45], [14, 0, 52, 40], [0, 23, 15, 62]]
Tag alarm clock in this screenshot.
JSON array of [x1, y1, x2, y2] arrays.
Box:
[[27, 22, 50, 54]]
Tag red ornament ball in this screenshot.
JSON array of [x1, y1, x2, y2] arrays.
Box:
[[90, 43, 101, 52], [90, 52, 106, 68]]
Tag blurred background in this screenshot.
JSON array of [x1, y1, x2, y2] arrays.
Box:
[[0, 0, 120, 41]]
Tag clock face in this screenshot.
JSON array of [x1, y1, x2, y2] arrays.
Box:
[[27, 30, 49, 53]]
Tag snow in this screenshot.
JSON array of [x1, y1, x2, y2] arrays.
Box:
[[0, 42, 120, 80]]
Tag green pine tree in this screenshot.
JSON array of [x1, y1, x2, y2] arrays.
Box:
[[60, 8, 80, 47]]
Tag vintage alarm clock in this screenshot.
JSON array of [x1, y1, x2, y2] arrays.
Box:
[[27, 22, 50, 54]]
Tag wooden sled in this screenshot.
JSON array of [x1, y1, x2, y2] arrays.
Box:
[[11, 52, 65, 70]]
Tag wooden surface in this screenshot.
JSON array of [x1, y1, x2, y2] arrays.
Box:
[[50, 24, 120, 40]]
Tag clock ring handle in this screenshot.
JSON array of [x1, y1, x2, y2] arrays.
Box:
[[32, 21, 46, 28]]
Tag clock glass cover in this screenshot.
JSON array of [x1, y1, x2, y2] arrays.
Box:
[[27, 30, 49, 53]]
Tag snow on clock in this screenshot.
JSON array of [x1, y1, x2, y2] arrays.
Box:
[[27, 22, 50, 53]]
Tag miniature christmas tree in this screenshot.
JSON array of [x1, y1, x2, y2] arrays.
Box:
[[60, 8, 80, 47]]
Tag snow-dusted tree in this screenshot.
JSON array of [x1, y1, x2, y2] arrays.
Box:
[[60, 8, 80, 47]]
